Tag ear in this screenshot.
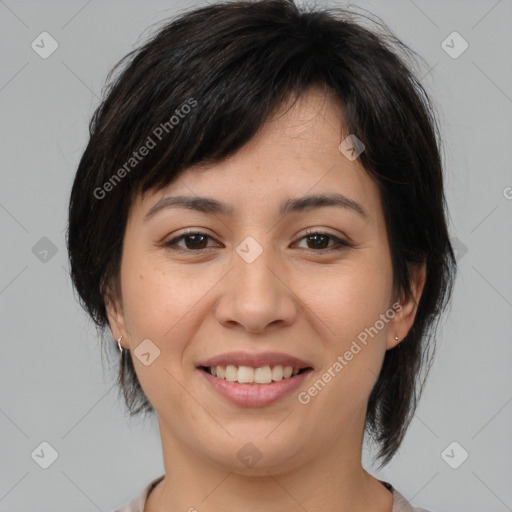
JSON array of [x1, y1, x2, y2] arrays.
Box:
[[103, 282, 127, 350], [386, 262, 426, 350]]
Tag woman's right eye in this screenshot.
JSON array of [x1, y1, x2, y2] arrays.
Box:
[[164, 231, 221, 251]]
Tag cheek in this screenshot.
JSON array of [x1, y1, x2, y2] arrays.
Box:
[[119, 260, 196, 410], [121, 268, 169, 336], [302, 254, 392, 404], [305, 258, 393, 345], [325, 261, 392, 384], [299, 296, 391, 430], [119, 254, 217, 346]]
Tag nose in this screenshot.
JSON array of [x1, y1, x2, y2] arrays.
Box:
[[213, 244, 299, 334]]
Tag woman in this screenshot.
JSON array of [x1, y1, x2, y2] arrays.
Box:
[[67, 1, 456, 510]]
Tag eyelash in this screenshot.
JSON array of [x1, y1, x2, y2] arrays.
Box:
[[163, 229, 352, 254]]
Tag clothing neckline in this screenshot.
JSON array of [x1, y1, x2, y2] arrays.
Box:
[[135, 475, 410, 512], [144, 476, 394, 501]]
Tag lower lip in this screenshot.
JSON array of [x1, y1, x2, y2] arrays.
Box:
[[198, 368, 312, 407]]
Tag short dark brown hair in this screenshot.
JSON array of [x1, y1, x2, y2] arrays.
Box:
[[67, 0, 456, 465]]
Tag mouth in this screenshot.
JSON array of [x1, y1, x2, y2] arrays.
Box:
[[198, 364, 313, 407], [196, 352, 314, 406], [198, 364, 312, 385]]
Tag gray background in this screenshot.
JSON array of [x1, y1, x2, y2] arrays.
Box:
[[1, 0, 511, 510]]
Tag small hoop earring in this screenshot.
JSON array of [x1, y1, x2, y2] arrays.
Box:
[[117, 335, 124, 352]]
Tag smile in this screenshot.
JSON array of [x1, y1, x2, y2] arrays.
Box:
[[198, 366, 313, 407]]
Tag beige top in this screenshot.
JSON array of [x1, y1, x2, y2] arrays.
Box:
[[112, 475, 431, 512]]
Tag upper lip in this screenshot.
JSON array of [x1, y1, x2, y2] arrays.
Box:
[[198, 351, 314, 370]]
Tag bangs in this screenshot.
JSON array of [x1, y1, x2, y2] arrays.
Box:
[[88, 2, 411, 200]]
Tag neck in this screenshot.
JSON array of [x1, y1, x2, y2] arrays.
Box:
[[145, 417, 393, 512]]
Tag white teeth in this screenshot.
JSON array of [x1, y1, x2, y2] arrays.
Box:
[[237, 366, 254, 383], [271, 365, 283, 381], [208, 364, 304, 384], [283, 366, 293, 379], [254, 365, 272, 384], [225, 364, 238, 382]]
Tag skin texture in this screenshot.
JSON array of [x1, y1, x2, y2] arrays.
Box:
[[106, 87, 426, 512]]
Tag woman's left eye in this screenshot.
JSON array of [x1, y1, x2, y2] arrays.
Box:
[[294, 232, 350, 251]]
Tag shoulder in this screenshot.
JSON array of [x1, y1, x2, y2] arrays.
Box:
[[381, 480, 435, 512], [391, 486, 434, 512], [110, 475, 165, 512]]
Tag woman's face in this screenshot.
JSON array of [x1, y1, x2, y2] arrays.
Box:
[[108, 87, 422, 474]]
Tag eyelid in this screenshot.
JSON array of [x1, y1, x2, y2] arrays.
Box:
[[163, 227, 216, 239], [300, 226, 350, 241]]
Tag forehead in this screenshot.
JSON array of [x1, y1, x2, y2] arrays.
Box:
[[131, 87, 381, 222]]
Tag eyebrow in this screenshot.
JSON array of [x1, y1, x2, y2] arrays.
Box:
[[144, 193, 369, 221], [144, 196, 233, 220], [280, 193, 369, 220]]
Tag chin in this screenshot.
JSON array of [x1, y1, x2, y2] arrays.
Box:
[[202, 434, 308, 476]]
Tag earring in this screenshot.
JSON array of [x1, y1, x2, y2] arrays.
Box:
[[394, 335, 399, 341], [117, 335, 124, 352]]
